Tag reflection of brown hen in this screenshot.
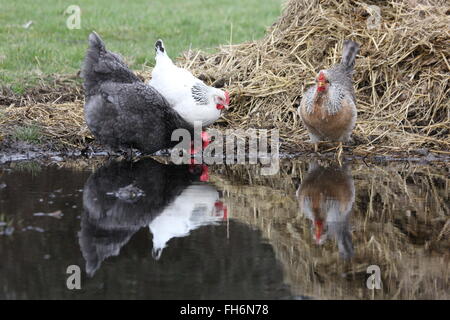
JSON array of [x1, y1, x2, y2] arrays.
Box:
[[299, 164, 354, 217], [296, 162, 355, 259]]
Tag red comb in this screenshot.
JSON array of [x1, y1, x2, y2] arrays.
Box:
[[318, 72, 326, 81]]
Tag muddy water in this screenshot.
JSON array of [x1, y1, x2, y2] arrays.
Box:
[[0, 158, 448, 300]]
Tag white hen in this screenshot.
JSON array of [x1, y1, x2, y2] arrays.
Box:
[[148, 40, 230, 127]]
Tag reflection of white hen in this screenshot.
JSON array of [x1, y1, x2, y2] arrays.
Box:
[[148, 40, 229, 127], [149, 184, 226, 259]]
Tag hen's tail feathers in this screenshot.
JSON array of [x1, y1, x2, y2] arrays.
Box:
[[88, 31, 106, 54], [341, 40, 360, 71], [155, 39, 166, 55], [81, 32, 105, 84], [81, 31, 140, 95]]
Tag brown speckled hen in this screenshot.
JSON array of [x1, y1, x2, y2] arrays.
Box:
[[299, 40, 360, 153]]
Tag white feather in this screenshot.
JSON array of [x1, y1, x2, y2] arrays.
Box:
[[148, 43, 224, 127], [148, 184, 225, 259]]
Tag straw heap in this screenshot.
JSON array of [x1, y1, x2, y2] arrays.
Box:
[[181, 0, 450, 154]]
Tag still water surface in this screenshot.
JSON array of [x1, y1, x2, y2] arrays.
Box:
[[0, 158, 448, 299]]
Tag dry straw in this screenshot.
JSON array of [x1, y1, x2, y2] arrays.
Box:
[[181, 0, 450, 155]]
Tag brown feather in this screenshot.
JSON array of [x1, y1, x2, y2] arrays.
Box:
[[300, 94, 355, 142]]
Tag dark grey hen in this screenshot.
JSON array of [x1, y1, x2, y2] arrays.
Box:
[[81, 32, 193, 154]]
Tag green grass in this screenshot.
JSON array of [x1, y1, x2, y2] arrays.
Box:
[[12, 125, 42, 143], [0, 0, 282, 89]]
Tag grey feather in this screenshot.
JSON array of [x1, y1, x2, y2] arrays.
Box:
[[191, 82, 209, 105], [81, 32, 193, 154], [340, 40, 360, 71], [81, 31, 140, 97]]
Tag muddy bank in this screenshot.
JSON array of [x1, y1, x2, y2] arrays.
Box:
[[1, 136, 449, 166], [0, 137, 97, 165], [1, 101, 449, 164]]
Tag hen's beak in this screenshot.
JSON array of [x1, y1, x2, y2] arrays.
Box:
[[314, 219, 323, 244], [317, 72, 327, 91]]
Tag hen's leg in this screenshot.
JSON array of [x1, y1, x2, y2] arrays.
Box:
[[336, 142, 343, 161], [124, 147, 133, 161], [308, 133, 320, 153]]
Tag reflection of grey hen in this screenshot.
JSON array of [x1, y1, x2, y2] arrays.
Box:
[[79, 159, 207, 276], [296, 161, 355, 259], [81, 32, 193, 154]]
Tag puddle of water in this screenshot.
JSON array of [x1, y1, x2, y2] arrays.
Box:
[[0, 158, 448, 299]]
